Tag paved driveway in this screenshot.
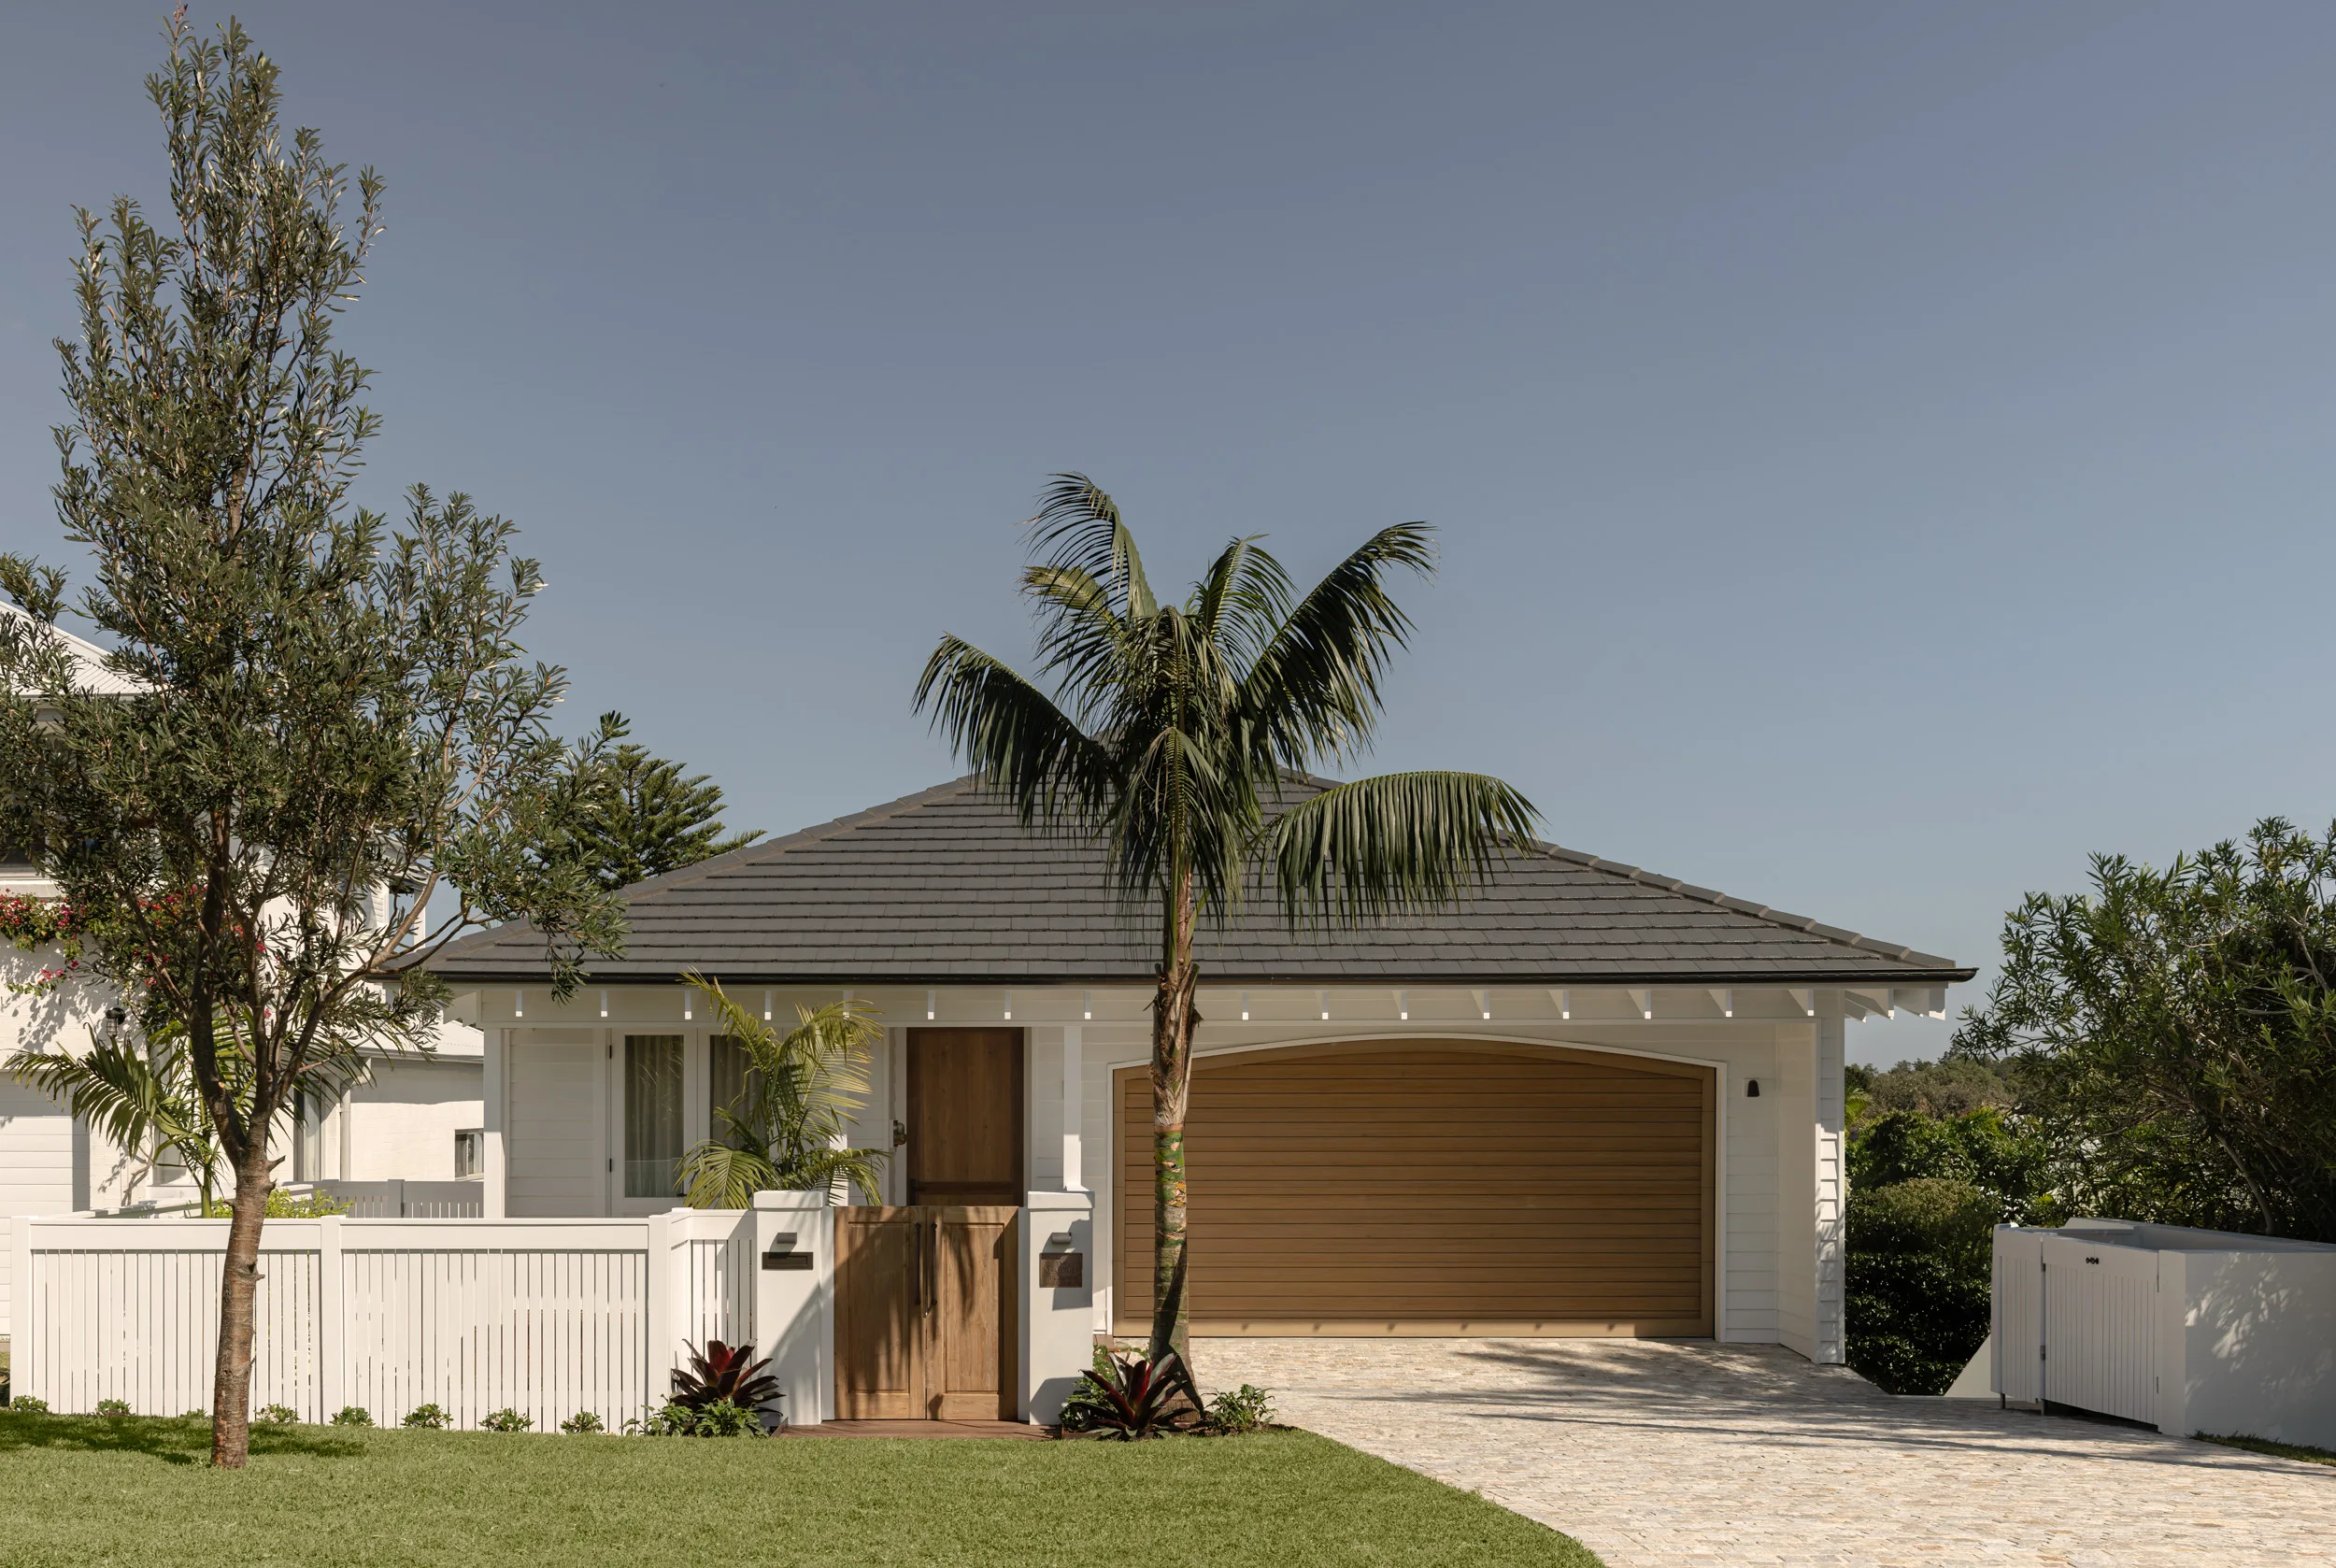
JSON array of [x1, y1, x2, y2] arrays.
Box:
[[1193, 1338, 2336, 1567]]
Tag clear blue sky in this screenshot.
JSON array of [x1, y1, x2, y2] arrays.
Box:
[[7, 5, 2334, 1063]]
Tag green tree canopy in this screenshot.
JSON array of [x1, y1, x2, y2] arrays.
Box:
[[553, 712, 761, 890], [0, 15, 623, 1465], [1953, 816, 2336, 1242]]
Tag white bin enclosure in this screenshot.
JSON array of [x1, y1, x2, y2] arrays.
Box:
[[1994, 1219, 2336, 1447]]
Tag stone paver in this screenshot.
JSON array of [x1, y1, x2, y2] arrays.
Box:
[[1194, 1337, 2336, 1567]]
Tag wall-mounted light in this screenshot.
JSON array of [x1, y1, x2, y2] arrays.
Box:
[[104, 1005, 128, 1027], [1746, 1079, 1761, 1098]]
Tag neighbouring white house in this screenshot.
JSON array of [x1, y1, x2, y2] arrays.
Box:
[[420, 774, 1975, 1366], [0, 604, 484, 1222]]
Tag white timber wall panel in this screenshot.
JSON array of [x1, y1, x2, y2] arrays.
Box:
[[507, 1030, 603, 1217], [1814, 1012, 1846, 1362], [1721, 1033, 1781, 1339], [1773, 1022, 1819, 1359], [346, 1061, 484, 1182], [1028, 1030, 1064, 1191]]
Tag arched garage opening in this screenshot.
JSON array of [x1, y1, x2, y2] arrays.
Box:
[[1115, 1039, 1716, 1337]]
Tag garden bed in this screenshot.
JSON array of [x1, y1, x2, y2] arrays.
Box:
[[0, 1409, 1600, 1567]]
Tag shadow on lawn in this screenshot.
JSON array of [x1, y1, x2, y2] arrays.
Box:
[[0, 1411, 363, 1465]]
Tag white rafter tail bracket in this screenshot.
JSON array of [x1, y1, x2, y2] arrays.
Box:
[[762, 989, 773, 1022], [1471, 988, 1490, 1020], [926, 989, 936, 1021], [599, 989, 608, 1019], [1395, 988, 1407, 1022], [513, 990, 524, 1020], [1628, 988, 1653, 1020], [1708, 988, 1733, 1019], [1893, 986, 1946, 1019], [1549, 988, 1570, 1020], [1003, 989, 1013, 1021], [1083, 989, 1093, 1021], [1318, 989, 1330, 1022], [1788, 989, 1816, 1018], [1239, 990, 1250, 1022]]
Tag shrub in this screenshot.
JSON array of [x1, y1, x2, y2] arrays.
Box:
[[480, 1407, 533, 1433], [402, 1403, 450, 1430], [1205, 1383, 1275, 1434], [180, 1409, 207, 1420], [330, 1405, 374, 1427], [1845, 1176, 1997, 1394], [95, 1398, 132, 1418], [255, 1403, 300, 1425], [202, 1189, 356, 1219], [559, 1410, 605, 1434], [629, 1398, 763, 1437], [8, 1395, 50, 1414]]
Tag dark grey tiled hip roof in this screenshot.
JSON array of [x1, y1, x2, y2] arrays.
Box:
[[417, 777, 1972, 987]]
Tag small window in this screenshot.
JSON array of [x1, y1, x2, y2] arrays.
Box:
[[453, 1128, 485, 1179]]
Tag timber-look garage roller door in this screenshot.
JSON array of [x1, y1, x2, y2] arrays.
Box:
[[1116, 1040, 1715, 1336]]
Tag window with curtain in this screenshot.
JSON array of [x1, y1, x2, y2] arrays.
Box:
[[708, 1034, 759, 1149], [624, 1034, 684, 1198]]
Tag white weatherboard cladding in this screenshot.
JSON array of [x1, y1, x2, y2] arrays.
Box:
[[507, 1030, 604, 1217], [468, 983, 1863, 1361]]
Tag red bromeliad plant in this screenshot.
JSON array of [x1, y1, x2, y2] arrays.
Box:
[[671, 1340, 783, 1414]]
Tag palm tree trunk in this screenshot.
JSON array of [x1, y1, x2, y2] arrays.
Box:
[[1148, 867, 1200, 1370], [208, 1143, 272, 1467]]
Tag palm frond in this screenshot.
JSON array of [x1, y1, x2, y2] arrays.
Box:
[[914, 634, 1117, 829], [1026, 473, 1155, 621], [1262, 771, 1541, 926], [1236, 522, 1437, 769], [676, 974, 889, 1207], [1189, 535, 1289, 677]]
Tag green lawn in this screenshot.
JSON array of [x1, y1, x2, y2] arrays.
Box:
[[0, 1411, 1601, 1568]]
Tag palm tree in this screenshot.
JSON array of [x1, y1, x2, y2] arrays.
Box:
[[916, 474, 1537, 1363], [9, 1025, 225, 1211], [674, 973, 889, 1208]]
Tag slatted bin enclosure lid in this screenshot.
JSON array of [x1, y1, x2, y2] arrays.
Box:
[[1116, 1040, 1715, 1336]]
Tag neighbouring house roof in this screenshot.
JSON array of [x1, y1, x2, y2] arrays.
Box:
[[417, 776, 1973, 989], [0, 602, 149, 697]]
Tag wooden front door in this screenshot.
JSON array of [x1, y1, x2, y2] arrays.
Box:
[[833, 1205, 1018, 1419], [906, 1029, 1024, 1205]]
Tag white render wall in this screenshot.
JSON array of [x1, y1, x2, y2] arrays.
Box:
[[468, 981, 1866, 1361]]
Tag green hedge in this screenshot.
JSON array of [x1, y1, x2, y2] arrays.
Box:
[[1845, 1176, 1995, 1395]]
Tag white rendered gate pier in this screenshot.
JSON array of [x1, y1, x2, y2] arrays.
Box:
[[7, 1189, 1093, 1428]]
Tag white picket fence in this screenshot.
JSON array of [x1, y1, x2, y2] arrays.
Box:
[[7, 1209, 753, 1429], [289, 1179, 486, 1219]]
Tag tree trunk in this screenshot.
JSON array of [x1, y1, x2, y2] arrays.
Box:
[[1148, 869, 1200, 1371], [208, 1145, 273, 1468]]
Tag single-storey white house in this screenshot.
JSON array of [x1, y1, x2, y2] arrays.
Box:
[[423, 775, 1973, 1365]]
